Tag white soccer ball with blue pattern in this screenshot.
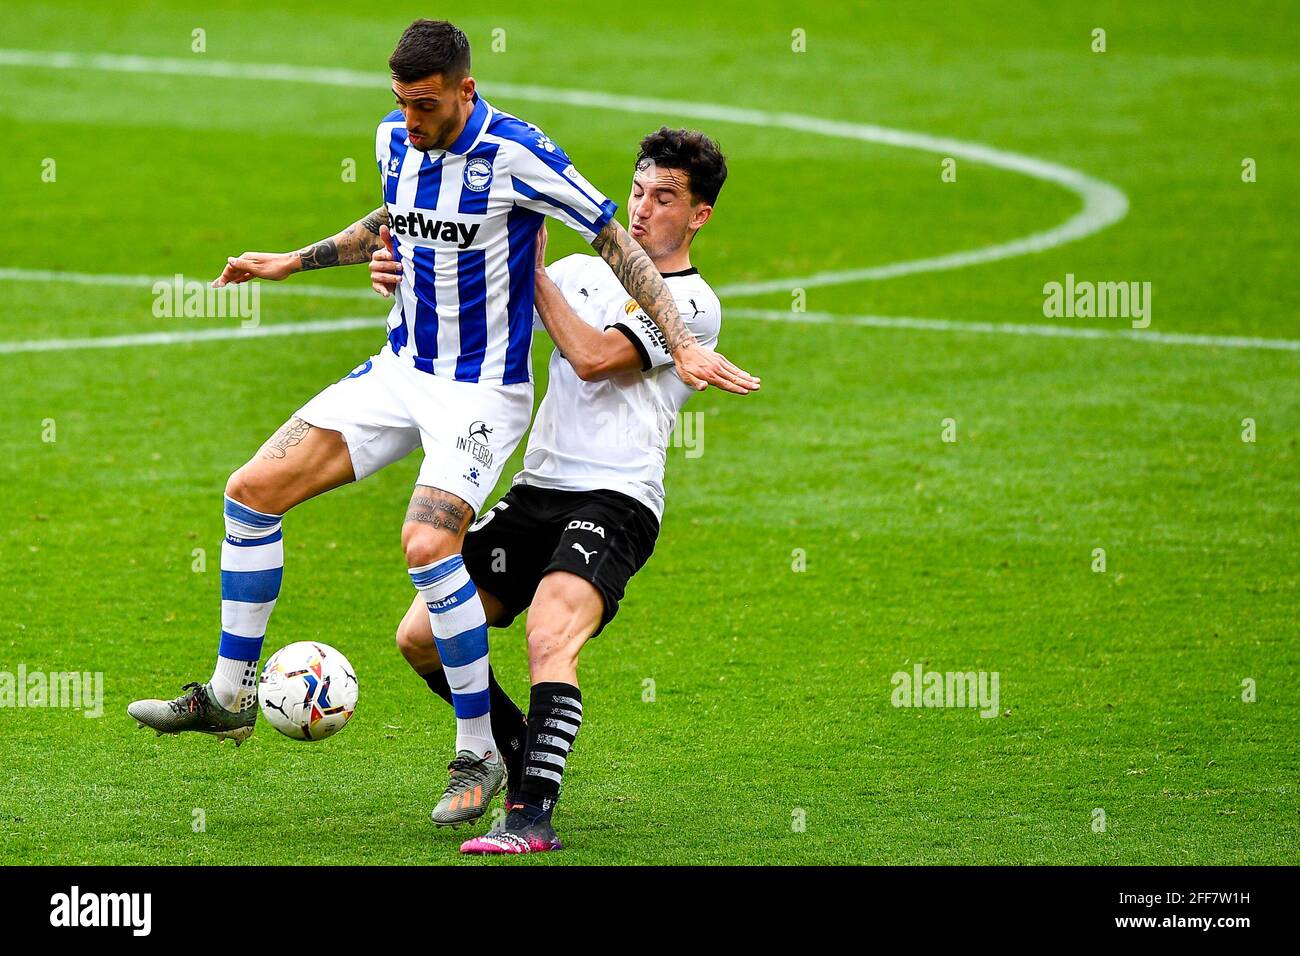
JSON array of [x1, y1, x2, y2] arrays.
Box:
[[258, 642, 358, 741]]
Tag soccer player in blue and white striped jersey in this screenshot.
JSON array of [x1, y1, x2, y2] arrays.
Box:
[[127, 19, 758, 824]]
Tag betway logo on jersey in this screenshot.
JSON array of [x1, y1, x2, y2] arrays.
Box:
[[390, 211, 481, 250]]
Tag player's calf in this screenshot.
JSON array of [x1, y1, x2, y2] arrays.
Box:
[[404, 487, 506, 824], [395, 604, 529, 797], [474, 572, 601, 850]]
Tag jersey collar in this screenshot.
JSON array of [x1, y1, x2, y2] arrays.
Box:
[[445, 92, 490, 155], [659, 266, 699, 278]]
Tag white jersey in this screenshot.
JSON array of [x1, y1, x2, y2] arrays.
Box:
[[514, 253, 721, 521], [375, 93, 617, 386]]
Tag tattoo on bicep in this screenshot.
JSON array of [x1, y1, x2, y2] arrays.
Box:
[[593, 222, 695, 352], [360, 206, 389, 236], [405, 493, 470, 534], [260, 418, 313, 460]]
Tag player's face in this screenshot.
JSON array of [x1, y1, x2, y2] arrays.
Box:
[[627, 163, 711, 260], [392, 73, 475, 151]]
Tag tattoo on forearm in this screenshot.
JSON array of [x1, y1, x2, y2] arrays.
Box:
[[405, 492, 470, 534], [296, 206, 389, 271], [592, 221, 696, 352], [260, 418, 312, 460], [295, 238, 340, 271]]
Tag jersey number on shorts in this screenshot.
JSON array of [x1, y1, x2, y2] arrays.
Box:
[[468, 499, 509, 533]]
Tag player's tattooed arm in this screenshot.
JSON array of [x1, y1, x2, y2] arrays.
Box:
[[212, 207, 390, 287], [590, 219, 761, 395], [259, 418, 313, 461], [404, 487, 472, 535], [591, 219, 695, 353], [294, 206, 390, 272]]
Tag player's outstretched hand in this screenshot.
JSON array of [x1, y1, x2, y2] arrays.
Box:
[[369, 225, 402, 298], [673, 343, 761, 395], [211, 251, 298, 288]]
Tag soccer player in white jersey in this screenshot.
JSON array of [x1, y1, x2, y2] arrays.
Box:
[[127, 20, 758, 824], [382, 127, 743, 852]]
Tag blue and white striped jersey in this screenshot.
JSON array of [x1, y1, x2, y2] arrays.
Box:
[[376, 92, 618, 385]]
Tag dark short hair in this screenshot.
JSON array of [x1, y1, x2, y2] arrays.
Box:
[[636, 127, 728, 206], [389, 19, 471, 84]]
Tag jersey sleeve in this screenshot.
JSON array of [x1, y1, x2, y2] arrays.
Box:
[[610, 288, 722, 372], [375, 110, 403, 188], [507, 132, 619, 242]]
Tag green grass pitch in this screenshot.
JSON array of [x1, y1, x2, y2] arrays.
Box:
[[0, 0, 1296, 865]]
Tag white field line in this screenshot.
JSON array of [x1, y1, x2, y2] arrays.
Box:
[[0, 47, 1128, 296], [0, 317, 378, 353], [2, 310, 1295, 355], [0, 267, 372, 299], [726, 308, 1300, 352]]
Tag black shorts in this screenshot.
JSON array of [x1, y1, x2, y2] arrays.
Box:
[[462, 484, 659, 636]]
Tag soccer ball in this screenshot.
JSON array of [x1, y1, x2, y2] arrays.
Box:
[[258, 642, 358, 741]]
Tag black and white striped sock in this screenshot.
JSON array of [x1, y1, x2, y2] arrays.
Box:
[[518, 681, 583, 815]]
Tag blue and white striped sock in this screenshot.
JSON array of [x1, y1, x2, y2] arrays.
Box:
[[211, 496, 284, 712], [410, 555, 495, 758]]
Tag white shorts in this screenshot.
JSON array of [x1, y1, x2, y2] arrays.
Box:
[[295, 348, 533, 514]]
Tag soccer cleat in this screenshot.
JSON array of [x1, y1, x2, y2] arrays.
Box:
[[459, 802, 563, 855], [430, 749, 505, 827], [127, 681, 256, 746]]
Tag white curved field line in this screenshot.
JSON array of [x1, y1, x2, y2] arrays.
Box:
[[3, 310, 1296, 355], [3, 49, 1284, 353], [0, 47, 1128, 298]]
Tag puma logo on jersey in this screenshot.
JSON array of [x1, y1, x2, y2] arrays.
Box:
[[566, 520, 606, 538], [571, 542, 598, 564], [688, 298, 704, 319]]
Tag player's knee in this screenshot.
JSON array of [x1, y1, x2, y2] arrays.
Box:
[[402, 523, 459, 569], [225, 465, 278, 515]]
